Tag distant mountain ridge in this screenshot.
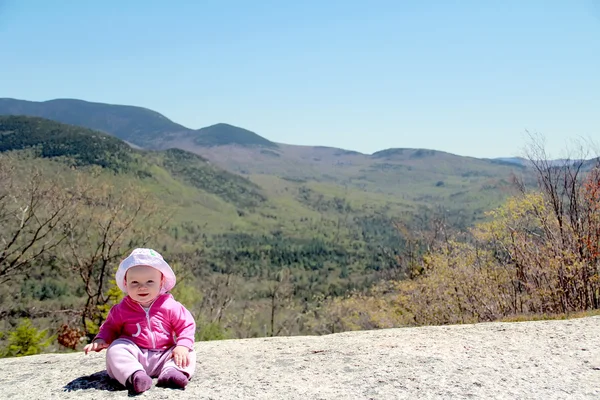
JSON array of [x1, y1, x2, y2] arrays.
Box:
[[4, 98, 597, 172], [0, 99, 553, 229], [0, 115, 267, 209], [0, 98, 277, 151], [0, 98, 503, 160], [194, 123, 277, 148], [0, 97, 540, 205], [0, 115, 134, 171], [489, 156, 598, 170], [0, 98, 190, 147]]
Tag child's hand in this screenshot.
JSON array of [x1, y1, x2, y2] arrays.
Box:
[[84, 339, 108, 355], [172, 345, 190, 368]]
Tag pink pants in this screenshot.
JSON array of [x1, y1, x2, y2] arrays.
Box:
[[105, 338, 196, 386]]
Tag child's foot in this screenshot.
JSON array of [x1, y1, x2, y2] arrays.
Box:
[[157, 368, 189, 389], [126, 370, 152, 394]]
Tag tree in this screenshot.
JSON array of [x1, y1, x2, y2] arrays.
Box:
[[514, 135, 600, 310], [265, 267, 295, 337], [307, 283, 407, 334], [0, 156, 79, 284], [386, 135, 600, 326], [198, 273, 238, 325], [580, 166, 600, 268], [59, 173, 171, 337], [1, 318, 53, 357]]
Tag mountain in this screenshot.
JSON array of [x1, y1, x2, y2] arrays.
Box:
[[2, 116, 598, 352], [194, 123, 277, 148], [0, 112, 550, 344], [0, 115, 417, 251], [0, 116, 430, 318], [0, 115, 267, 211], [0, 98, 190, 148], [0, 115, 134, 171], [0, 97, 534, 222], [0, 99, 276, 151], [0, 98, 523, 175], [491, 157, 529, 166], [1, 115, 530, 283], [0, 116, 418, 342]]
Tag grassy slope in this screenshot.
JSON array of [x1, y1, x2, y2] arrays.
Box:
[[0, 116, 407, 240], [181, 144, 531, 225]]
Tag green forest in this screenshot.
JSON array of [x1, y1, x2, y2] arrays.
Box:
[[1, 116, 599, 358]]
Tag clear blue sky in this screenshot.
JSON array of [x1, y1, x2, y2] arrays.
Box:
[[1, 0, 599, 158]]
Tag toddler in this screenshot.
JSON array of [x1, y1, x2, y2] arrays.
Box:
[[84, 248, 196, 394]]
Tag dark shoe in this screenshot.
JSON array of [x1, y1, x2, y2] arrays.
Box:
[[156, 368, 189, 389], [126, 370, 152, 394]]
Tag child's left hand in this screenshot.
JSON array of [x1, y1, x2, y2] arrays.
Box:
[[172, 345, 190, 368]]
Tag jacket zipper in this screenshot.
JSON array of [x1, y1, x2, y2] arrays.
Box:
[[141, 304, 156, 348]]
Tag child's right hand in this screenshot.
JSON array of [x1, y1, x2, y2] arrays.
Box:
[[84, 339, 108, 354]]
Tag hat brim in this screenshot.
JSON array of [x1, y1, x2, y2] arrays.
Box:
[[115, 253, 176, 293]]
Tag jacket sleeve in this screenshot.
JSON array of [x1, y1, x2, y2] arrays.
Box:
[[95, 305, 121, 344], [171, 301, 196, 350]]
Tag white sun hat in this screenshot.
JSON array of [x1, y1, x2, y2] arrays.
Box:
[[115, 248, 176, 293]]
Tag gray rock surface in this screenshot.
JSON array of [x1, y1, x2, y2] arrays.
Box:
[[2, 316, 600, 399]]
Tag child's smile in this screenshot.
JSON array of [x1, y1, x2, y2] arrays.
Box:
[[125, 265, 164, 306]]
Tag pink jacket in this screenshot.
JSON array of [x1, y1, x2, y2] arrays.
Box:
[[96, 293, 196, 351]]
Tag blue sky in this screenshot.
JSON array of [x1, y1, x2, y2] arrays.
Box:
[[1, 0, 599, 158]]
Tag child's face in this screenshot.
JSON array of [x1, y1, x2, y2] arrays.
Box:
[[125, 265, 163, 306]]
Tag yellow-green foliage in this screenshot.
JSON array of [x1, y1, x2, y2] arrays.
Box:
[[309, 284, 409, 334], [93, 279, 125, 332], [195, 318, 231, 341], [475, 190, 600, 314], [324, 183, 600, 328], [392, 185, 600, 325], [1, 319, 54, 357], [392, 240, 513, 326]]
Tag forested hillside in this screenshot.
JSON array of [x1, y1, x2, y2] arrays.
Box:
[[3, 115, 596, 361], [0, 116, 425, 352]]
